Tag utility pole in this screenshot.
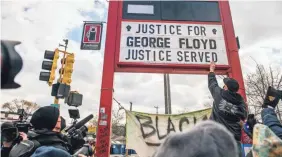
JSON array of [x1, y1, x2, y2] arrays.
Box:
[[154, 106, 159, 114], [130, 102, 132, 111], [164, 74, 172, 114]]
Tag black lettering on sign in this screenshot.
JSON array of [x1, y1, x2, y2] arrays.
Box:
[[135, 37, 141, 47], [127, 37, 171, 48], [210, 39, 217, 49], [179, 117, 189, 132], [145, 50, 150, 61], [187, 26, 193, 35], [126, 36, 133, 47], [166, 51, 172, 61], [156, 37, 163, 47], [125, 49, 131, 60], [150, 37, 156, 48], [191, 51, 197, 62], [194, 26, 200, 35], [212, 52, 218, 62], [141, 24, 147, 33], [164, 25, 167, 34], [205, 52, 211, 62], [184, 51, 190, 62], [164, 38, 170, 48], [193, 39, 200, 49], [201, 26, 206, 36], [159, 50, 165, 61], [156, 25, 161, 34], [135, 114, 156, 139], [176, 25, 182, 35], [167, 117, 176, 134], [201, 39, 208, 49], [139, 50, 144, 60], [179, 38, 185, 49], [149, 24, 154, 34], [155, 116, 167, 140], [134, 114, 208, 147], [132, 50, 137, 60], [169, 25, 175, 34], [177, 51, 183, 61], [198, 52, 204, 62]]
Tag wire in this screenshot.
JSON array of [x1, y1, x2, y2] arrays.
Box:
[[113, 97, 125, 111]]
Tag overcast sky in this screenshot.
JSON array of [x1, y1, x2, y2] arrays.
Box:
[[1, 0, 282, 123]]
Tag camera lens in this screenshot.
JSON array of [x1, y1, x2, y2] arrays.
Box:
[[1, 127, 18, 142]]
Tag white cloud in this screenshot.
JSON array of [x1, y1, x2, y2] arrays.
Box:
[[1, 0, 282, 124]]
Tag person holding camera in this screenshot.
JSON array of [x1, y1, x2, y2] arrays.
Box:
[[9, 106, 72, 157], [1, 122, 28, 157]]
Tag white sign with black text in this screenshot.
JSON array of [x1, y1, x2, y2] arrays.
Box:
[[119, 22, 228, 65]]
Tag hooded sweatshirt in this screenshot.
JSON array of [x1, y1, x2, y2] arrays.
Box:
[[208, 72, 247, 141]]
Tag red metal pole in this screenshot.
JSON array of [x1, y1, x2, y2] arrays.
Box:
[[220, 1, 251, 146], [220, 1, 247, 101], [95, 1, 119, 157]]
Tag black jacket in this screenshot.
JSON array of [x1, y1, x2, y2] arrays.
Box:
[[28, 130, 71, 152], [208, 72, 247, 141], [9, 130, 71, 157], [1, 147, 12, 157]]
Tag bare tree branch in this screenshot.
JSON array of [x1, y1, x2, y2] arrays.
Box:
[[245, 62, 282, 120], [1, 99, 39, 114]]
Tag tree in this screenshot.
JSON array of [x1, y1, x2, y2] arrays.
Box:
[[89, 109, 125, 136], [245, 63, 282, 120], [1, 99, 39, 115]]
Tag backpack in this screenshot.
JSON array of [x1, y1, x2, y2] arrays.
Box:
[[9, 140, 41, 157]]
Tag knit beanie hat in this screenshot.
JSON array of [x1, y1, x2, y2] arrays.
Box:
[[154, 120, 239, 157], [30, 106, 60, 130]]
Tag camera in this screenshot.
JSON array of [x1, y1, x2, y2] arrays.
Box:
[[1, 127, 19, 143], [1, 40, 23, 89]]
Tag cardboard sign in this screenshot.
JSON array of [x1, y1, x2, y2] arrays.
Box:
[[126, 108, 212, 157]]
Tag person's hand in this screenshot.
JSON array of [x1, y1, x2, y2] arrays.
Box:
[[19, 132, 28, 140], [210, 61, 215, 72]]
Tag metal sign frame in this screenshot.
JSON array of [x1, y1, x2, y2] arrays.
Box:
[[95, 1, 247, 157]]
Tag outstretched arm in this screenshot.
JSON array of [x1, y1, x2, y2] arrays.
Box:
[[208, 62, 221, 101]]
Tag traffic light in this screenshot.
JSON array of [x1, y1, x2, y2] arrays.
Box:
[[39, 49, 59, 86], [61, 53, 74, 85], [65, 91, 83, 107]]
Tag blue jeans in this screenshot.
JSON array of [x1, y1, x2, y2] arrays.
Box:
[[261, 108, 282, 139]]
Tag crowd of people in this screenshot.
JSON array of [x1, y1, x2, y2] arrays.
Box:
[[154, 62, 282, 157], [1, 62, 282, 157], [1, 106, 94, 157]]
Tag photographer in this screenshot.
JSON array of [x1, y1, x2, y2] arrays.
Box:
[[28, 106, 70, 151], [1, 122, 27, 157], [9, 106, 72, 157]]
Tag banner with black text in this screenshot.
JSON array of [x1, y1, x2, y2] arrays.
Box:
[[126, 108, 212, 157]]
